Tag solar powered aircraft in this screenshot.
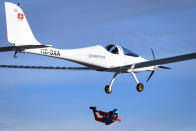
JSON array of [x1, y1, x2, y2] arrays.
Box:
[[0, 2, 196, 94]]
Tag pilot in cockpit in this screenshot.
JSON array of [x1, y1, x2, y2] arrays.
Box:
[[111, 47, 118, 54]]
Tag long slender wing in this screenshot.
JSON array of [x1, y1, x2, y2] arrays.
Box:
[[0, 64, 94, 70], [134, 52, 196, 69], [111, 52, 196, 71], [0, 45, 50, 52]]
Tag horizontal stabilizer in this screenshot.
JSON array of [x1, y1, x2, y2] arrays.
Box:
[[0, 64, 93, 70], [0, 45, 51, 52]]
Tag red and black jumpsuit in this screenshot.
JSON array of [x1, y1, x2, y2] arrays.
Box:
[[93, 111, 120, 125]]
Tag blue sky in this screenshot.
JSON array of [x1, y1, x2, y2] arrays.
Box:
[[0, 0, 196, 131]]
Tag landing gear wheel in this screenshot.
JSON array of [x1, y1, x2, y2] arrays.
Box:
[[136, 83, 144, 92], [105, 85, 112, 94]]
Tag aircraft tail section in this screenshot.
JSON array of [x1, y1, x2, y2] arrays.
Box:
[[5, 2, 41, 46]]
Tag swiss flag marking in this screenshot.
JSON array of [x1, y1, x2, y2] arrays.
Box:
[[17, 13, 24, 20]]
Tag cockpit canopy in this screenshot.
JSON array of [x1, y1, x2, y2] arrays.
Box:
[[105, 44, 138, 57]]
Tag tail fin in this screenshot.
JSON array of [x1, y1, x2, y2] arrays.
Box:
[[5, 2, 40, 46]]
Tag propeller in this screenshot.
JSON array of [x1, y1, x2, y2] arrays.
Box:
[[147, 48, 171, 82], [158, 65, 171, 69], [147, 71, 155, 82], [151, 48, 155, 61]]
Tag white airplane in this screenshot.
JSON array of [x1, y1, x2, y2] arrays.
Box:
[[0, 2, 196, 94]]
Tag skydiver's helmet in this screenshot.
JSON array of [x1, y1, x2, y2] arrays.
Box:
[[112, 109, 118, 115]]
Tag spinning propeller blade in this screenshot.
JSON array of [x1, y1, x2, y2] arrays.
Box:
[[151, 48, 155, 61], [147, 48, 156, 82], [147, 71, 155, 82], [158, 65, 171, 69], [147, 48, 171, 82]]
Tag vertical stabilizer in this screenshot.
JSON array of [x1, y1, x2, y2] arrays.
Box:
[[5, 2, 40, 45]]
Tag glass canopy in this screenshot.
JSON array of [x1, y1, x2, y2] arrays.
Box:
[[106, 45, 138, 57]]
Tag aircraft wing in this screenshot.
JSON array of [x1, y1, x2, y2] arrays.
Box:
[[0, 64, 94, 70], [111, 52, 196, 71], [0, 45, 51, 52]]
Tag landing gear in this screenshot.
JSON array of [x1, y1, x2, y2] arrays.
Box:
[[14, 51, 18, 58], [105, 85, 112, 94], [104, 73, 118, 94], [131, 72, 144, 92], [104, 72, 145, 94], [136, 83, 144, 92]]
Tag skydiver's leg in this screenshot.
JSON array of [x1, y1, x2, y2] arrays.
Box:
[[93, 111, 103, 122], [98, 111, 107, 115], [90, 107, 104, 122]]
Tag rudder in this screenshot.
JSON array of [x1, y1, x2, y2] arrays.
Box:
[[5, 2, 40, 46]]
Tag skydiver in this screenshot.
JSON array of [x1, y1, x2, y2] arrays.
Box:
[[89, 106, 121, 125]]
